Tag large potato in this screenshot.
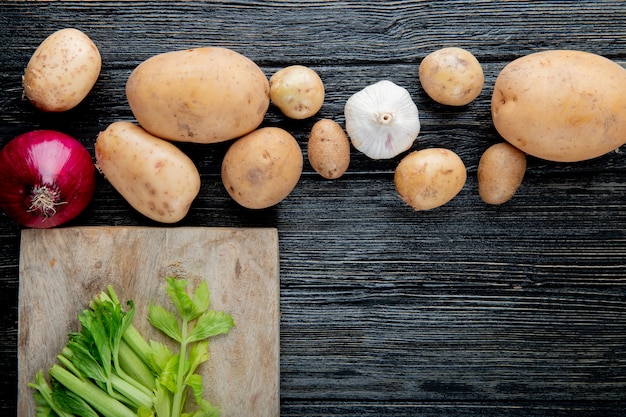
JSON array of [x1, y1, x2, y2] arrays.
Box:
[[126, 47, 270, 144], [491, 50, 626, 162], [95, 121, 201, 223], [23, 28, 101, 112], [222, 127, 303, 209]]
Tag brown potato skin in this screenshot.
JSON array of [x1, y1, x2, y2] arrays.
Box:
[[394, 148, 466, 211], [307, 119, 350, 179], [95, 121, 201, 223], [419, 47, 484, 106], [491, 50, 626, 162], [270, 65, 325, 119], [126, 47, 270, 144], [477, 142, 526, 205], [222, 127, 303, 209], [23, 28, 101, 112]]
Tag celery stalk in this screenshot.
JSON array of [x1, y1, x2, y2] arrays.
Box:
[[122, 324, 155, 370], [28, 370, 75, 417], [30, 277, 233, 417], [149, 277, 235, 417], [109, 373, 153, 410], [50, 364, 136, 417], [119, 338, 156, 389]]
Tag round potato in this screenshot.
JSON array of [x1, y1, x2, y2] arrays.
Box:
[[307, 119, 350, 179], [95, 121, 201, 223], [270, 65, 325, 119], [23, 28, 101, 112], [477, 142, 526, 205], [394, 148, 466, 211], [419, 47, 484, 106], [126, 47, 270, 144], [491, 49, 626, 162], [222, 127, 303, 209]]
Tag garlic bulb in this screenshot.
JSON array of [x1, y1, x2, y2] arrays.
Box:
[[344, 80, 421, 159]]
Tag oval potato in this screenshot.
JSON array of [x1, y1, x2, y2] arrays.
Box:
[[222, 127, 303, 209], [307, 119, 350, 179], [126, 47, 270, 144], [23, 28, 101, 112], [419, 47, 484, 106], [394, 148, 466, 211], [270, 65, 325, 119], [95, 121, 200, 223], [491, 49, 626, 162], [477, 142, 526, 205]]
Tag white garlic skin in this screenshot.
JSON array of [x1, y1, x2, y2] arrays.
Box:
[[344, 80, 421, 159]]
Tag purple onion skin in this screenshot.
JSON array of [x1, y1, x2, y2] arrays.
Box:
[[0, 130, 96, 228]]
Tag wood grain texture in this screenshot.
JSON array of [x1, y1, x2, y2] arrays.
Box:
[[1, 1, 626, 416], [18, 226, 279, 417]]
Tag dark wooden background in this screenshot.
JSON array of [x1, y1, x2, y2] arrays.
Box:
[[1, 1, 625, 416]]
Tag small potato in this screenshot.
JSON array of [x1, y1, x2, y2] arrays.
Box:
[[270, 65, 325, 119], [126, 47, 270, 144], [492, 49, 626, 162], [307, 119, 350, 179], [394, 148, 466, 211], [419, 47, 484, 106], [23, 28, 101, 112], [95, 121, 200, 223], [477, 142, 526, 205], [222, 127, 303, 209]]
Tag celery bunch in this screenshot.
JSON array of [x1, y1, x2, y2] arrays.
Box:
[[29, 276, 235, 417]]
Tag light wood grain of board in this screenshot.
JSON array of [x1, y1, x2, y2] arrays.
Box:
[[18, 226, 279, 417]]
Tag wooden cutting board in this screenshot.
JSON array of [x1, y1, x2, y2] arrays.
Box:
[[18, 226, 280, 417]]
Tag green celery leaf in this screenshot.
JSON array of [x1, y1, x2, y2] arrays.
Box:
[[77, 311, 108, 364], [186, 373, 221, 417], [149, 304, 181, 342], [94, 292, 134, 365], [191, 281, 210, 316], [165, 277, 196, 320], [32, 389, 47, 408], [187, 311, 235, 343], [79, 307, 113, 381], [149, 340, 174, 373], [158, 353, 180, 393], [29, 370, 74, 417], [164, 277, 210, 321], [185, 341, 209, 378], [64, 340, 107, 384]]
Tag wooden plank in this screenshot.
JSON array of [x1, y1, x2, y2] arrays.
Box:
[[18, 226, 279, 417], [279, 401, 626, 417], [275, 174, 626, 403]]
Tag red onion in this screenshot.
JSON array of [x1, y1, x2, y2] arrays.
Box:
[[0, 130, 96, 228]]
